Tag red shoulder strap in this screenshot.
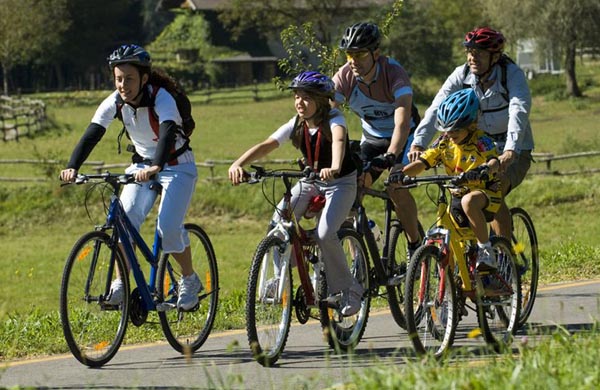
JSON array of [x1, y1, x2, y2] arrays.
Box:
[[148, 85, 160, 137]]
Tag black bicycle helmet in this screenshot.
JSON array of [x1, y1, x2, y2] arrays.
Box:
[[107, 44, 152, 69], [289, 71, 335, 98], [339, 22, 381, 51]]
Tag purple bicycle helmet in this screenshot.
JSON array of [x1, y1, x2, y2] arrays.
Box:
[[436, 89, 480, 131], [107, 44, 151, 69], [289, 71, 335, 98]]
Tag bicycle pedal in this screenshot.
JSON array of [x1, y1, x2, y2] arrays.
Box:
[[386, 273, 405, 286], [156, 302, 177, 312], [179, 302, 200, 313], [321, 295, 341, 309]]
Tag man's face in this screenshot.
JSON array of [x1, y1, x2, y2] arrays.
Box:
[[346, 49, 377, 78], [466, 48, 497, 76]]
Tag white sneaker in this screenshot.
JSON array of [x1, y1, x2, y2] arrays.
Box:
[[177, 272, 203, 311], [340, 281, 364, 316], [476, 246, 498, 272], [105, 279, 124, 305]]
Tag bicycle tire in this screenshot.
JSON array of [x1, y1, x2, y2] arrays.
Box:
[[386, 220, 426, 329], [510, 207, 539, 327], [157, 223, 219, 354], [59, 231, 130, 367], [477, 236, 521, 351], [320, 228, 371, 352], [404, 244, 457, 357], [246, 235, 293, 366]]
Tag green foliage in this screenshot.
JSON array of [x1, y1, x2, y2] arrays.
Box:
[[337, 327, 600, 389], [0, 0, 70, 93], [275, 23, 341, 88], [147, 11, 242, 87]]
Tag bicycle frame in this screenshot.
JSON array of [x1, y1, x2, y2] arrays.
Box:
[[103, 192, 165, 311], [263, 174, 318, 307], [353, 186, 396, 285], [411, 176, 512, 299]]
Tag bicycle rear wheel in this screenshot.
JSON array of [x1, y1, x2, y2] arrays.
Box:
[[404, 244, 457, 357], [158, 224, 219, 354], [246, 235, 293, 366], [60, 231, 130, 367], [320, 228, 371, 352], [510, 207, 539, 327], [477, 236, 521, 351]]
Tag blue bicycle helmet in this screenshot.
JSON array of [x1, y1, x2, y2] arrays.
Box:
[[436, 89, 480, 131], [289, 71, 335, 98], [107, 44, 151, 69]]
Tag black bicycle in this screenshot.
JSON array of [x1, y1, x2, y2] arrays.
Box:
[[344, 172, 424, 330]]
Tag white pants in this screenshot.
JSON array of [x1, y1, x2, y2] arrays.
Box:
[[120, 162, 198, 254]]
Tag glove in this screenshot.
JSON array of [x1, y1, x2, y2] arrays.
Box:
[[464, 165, 490, 182], [370, 153, 396, 170], [387, 171, 405, 184]]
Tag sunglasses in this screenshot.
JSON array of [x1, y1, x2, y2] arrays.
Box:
[[345, 51, 371, 61]]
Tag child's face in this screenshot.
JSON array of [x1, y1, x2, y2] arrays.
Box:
[[446, 127, 470, 144], [294, 90, 317, 120]]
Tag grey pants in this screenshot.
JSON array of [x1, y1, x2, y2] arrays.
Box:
[[272, 171, 358, 293]]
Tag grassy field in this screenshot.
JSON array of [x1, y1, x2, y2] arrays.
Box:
[[1, 61, 600, 375]]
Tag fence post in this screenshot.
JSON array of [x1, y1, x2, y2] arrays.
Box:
[[253, 80, 259, 101]]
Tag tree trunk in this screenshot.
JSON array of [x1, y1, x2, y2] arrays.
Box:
[[2, 64, 8, 95], [564, 34, 581, 97]]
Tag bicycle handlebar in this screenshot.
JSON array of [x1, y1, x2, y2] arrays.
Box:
[[244, 165, 327, 186], [387, 173, 468, 189]]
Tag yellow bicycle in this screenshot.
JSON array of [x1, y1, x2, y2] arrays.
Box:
[[400, 174, 520, 356]]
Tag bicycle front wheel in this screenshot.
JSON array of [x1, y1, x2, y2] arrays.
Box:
[[404, 244, 456, 357], [510, 207, 539, 327], [386, 220, 408, 329], [246, 235, 293, 366], [158, 223, 219, 354], [320, 228, 371, 352], [59, 231, 130, 367], [477, 236, 521, 351]]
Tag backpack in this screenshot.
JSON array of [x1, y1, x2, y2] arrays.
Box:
[[461, 54, 515, 112], [115, 84, 195, 155]]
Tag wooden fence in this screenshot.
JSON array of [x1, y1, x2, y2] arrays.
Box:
[[2, 152, 600, 182], [0, 95, 47, 141]]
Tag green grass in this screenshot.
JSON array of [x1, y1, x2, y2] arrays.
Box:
[[1, 61, 600, 369]]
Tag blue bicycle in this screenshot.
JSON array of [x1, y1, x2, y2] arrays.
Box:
[[59, 172, 219, 367]]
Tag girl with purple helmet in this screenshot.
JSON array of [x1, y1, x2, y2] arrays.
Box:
[[228, 71, 364, 316]]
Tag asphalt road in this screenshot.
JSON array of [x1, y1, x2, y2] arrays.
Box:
[[1, 280, 599, 389]]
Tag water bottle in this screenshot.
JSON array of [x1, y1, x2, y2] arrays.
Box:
[[368, 219, 383, 252]]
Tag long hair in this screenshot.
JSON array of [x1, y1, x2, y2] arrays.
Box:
[[147, 68, 183, 93], [290, 93, 333, 148]]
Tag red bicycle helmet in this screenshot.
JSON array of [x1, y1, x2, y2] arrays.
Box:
[[463, 27, 505, 52]]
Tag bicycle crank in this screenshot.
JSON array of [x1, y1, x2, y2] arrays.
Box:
[[129, 288, 148, 327], [294, 286, 311, 324]]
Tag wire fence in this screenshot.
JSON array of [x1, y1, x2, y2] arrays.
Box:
[[1, 152, 599, 182]]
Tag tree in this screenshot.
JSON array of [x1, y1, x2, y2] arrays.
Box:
[[218, 0, 383, 47], [0, 0, 70, 94], [482, 0, 600, 97], [147, 11, 242, 87]]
